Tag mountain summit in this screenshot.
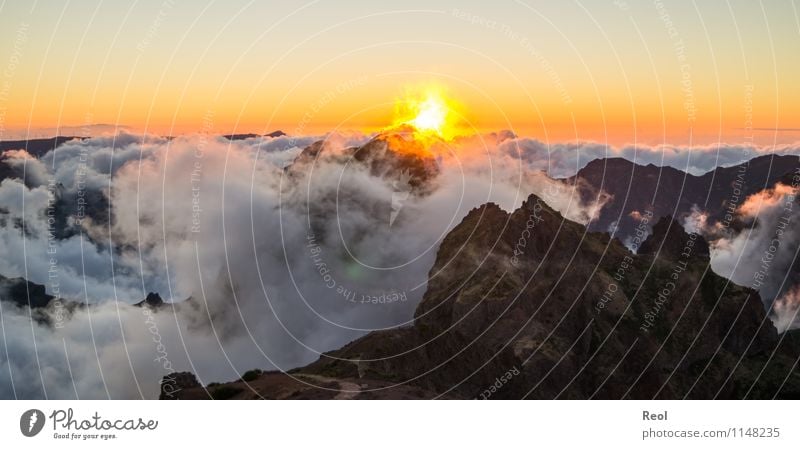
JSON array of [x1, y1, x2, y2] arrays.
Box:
[[166, 193, 800, 399]]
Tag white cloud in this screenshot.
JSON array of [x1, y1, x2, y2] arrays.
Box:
[[0, 130, 606, 398]]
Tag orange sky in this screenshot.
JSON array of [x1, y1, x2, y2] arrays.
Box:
[[1, 0, 798, 146]]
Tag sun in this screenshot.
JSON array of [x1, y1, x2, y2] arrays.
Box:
[[409, 95, 446, 134], [392, 86, 460, 140]]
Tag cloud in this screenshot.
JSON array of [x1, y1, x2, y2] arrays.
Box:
[[0, 130, 608, 398], [499, 137, 800, 178], [698, 175, 800, 331]]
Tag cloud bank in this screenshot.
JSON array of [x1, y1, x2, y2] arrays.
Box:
[[689, 175, 800, 331], [497, 137, 800, 178], [3, 130, 798, 398], [0, 131, 605, 398]]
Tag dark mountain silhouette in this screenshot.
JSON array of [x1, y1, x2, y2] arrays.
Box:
[[288, 127, 440, 191], [569, 154, 800, 241], [222, 130, 286, 141], [0, 136, 84, 158], [0, 275, 54, 309], [134, 292, 165, 308], [0, 275, 73, 327], [165, 194, 800, 399], [0, 278, 178, 315]]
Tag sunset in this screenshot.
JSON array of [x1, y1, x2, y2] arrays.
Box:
[[1, 1, 799, 144], [1, 1, 800, 447]]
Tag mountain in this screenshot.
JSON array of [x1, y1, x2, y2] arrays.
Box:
[[0, 277, 178, 315], [283, 129, 442, 235], [0, 275, 76, 327], [0, 275, 54, 309], [288, 128, 440, 191], [0, 136, 84, 158], [164, 194, 800, 399], [0, 137, 84, 189], [222, 130, 286, 140], [134, 292, 166, 308], [569, 154, 800, 241]]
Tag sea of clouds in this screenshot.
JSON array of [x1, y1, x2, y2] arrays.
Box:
[[0, 131, 603, 398], [0, 131, 798, 398]]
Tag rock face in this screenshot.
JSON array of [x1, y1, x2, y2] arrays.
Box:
[[0, 275, 76, 327], [0, 275, 54, 309], [569, 154, 800, 240], [167, 194, 800, 399], [288, 129, 441, 192], [134, 292, 165, 308], [638, 217, 709, 259], [159, 372, 201, 399]]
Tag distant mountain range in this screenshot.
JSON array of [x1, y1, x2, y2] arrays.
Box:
[[0, 136, 85, 158], [222, 130, 286, 140], [569, 154, 800, 241]]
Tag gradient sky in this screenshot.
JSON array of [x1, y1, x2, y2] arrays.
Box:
[[0, 0, 798, 145]]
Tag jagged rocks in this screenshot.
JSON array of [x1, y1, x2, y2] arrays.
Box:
[[159, 372, 200, 399], [170, 193, 800, 399]]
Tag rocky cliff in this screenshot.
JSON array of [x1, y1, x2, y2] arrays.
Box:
[[166, 193, 800, 399]]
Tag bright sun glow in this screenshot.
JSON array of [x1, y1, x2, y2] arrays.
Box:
[[392, 86, 460, 140], [410, 96, 446, 134]]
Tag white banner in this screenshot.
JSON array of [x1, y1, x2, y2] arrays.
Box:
[[0, 400, 796, 448]]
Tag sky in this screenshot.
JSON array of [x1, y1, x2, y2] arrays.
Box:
[[0, 0, 799, 145]]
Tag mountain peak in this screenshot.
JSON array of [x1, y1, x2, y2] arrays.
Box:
[[289, 131, 441, 191], [0, 275, 54, 309], [639, 216, 710, 259], [135, 292, 165, 308]]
